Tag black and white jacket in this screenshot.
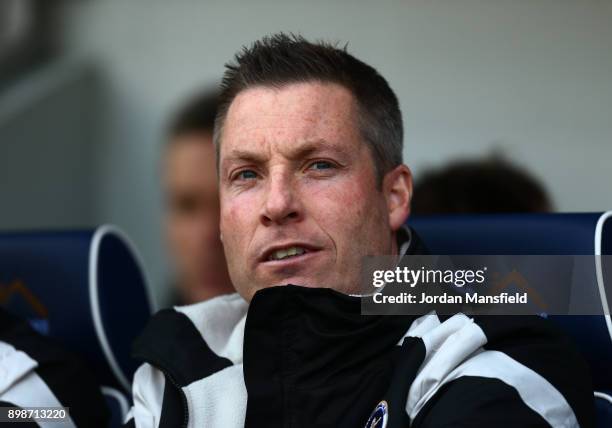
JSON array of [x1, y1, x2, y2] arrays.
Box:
[[125, 229, 594, 428], [0, 309, 109, 427]]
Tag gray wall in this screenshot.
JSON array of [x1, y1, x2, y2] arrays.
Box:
[[0, 62, 98, 230], [6, 0, 610, 304]]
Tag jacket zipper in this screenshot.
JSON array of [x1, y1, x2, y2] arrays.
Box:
[[139, 356, 189, 428], [162, 368, 189, 428]]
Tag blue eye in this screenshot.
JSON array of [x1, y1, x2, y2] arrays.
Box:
[[310, 161, 334, 170], [237, 170, 257, 180]]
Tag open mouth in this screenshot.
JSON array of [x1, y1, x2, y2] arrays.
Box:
[[267, 246, 309, 261], [260, 243, 321, 264]]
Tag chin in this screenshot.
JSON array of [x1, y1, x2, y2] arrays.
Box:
[[275, 277, 325, 288]]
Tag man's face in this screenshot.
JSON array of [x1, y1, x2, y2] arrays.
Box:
[[219, 82, 409, 301], [164, 135, 234, 303]]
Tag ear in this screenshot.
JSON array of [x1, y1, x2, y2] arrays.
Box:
[[383, 164, 413, 232]]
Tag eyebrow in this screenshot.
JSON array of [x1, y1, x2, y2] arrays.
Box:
[[286, 139, 351, 160], [222, 149, 267, 167], [222, 139, 350, 169]]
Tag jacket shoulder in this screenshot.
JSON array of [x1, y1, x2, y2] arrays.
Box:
[[131, 308, 233, 388]]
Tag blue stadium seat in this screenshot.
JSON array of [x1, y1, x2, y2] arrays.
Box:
[[0, 225, 155, 427], [408, 212, 612, 428]]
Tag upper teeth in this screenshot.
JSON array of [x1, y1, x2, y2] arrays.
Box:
[[269, 246, 306, 261]]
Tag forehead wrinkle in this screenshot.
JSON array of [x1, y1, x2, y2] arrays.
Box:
[[221, 82, 363, 169], [276, 138, 353, 161], [221, 137, 271, 170], [221, 137, 355, 173], [223, 145, 269, 167]]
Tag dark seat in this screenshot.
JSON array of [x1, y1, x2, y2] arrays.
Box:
[[0, 225, 155, 427]]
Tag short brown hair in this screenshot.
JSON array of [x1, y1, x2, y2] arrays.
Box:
[[214, 33, 403, 185]]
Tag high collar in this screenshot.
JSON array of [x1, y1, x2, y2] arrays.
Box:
[[242, 284, 418, 427], [238, 226, 425, 426]]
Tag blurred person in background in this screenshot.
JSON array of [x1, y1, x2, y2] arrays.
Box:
[[411, 155, 553, 214], [162, 90, 234, 305]]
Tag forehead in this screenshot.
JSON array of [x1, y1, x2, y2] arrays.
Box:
[[220, 82, 362, 159]]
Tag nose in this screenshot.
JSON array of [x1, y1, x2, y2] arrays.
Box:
[[260, 171, 302, 227]]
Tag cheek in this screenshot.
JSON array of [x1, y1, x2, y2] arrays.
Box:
[[221, 194, 256, 246], [307, 173, 388, 265], [307, 177, 374, 234]]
